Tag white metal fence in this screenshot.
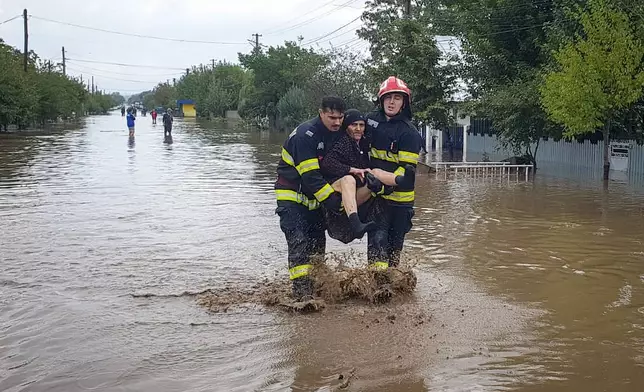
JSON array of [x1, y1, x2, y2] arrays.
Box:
[[466, 134, 644, 176]]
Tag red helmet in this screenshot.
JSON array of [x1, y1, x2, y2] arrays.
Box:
[[377, 76, 411, 102]]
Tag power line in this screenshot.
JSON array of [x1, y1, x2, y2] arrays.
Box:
[[103, 87, 155, 93], [66, 61, 181, 77], [334, 37, 361, 47], [302, 15, 362, 46], [0, 14, 21, 25], [435, 23, 550, 44], [67, 58, 187, 70], [347, 40, 367, 50], [29, 15, 248, 45], [323, 27, 357, 42], [66, 66, 174, 84], [263, 0, 338, 35], [265, 0, 361, 36]]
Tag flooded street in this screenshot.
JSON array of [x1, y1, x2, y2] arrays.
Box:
[[2, 112, 644, 391]]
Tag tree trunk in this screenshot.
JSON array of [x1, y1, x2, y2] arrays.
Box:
[[532, 138, 540, 172], [603, 121, 610, 181]]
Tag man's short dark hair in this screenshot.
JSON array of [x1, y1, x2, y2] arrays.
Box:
[[320, 96, 346, 113]]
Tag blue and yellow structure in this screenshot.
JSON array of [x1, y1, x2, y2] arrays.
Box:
[[176, 99, 196, 117]]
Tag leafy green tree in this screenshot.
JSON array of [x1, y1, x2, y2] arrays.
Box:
[[358, 0, 456, 126], [35, 72, 86, 122], [541, 0, 644, 179], [239, 41, 327, 127], [432, 0, 563, 167], [306, 48, 372, 113], [237, 70, 259, 120], [128, 91, 151, 105], [142, 92, 156, 110], [480, 71, 561, 165], [109, 92, 125, 106], [163, 62, 247, 118], [0, 41, 38, 130], [151, 82, 176, 110], [276, 86, 315, 131], [0, 39, 128, 129]]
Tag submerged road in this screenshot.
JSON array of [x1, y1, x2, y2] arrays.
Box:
[[1, 111, 644, 391]]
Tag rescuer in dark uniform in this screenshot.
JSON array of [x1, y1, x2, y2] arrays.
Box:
[[366, 76, 422, 272], [275, 96, 346, 301]]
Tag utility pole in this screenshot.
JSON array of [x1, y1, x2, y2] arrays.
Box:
[[186, 68, 190, 76], [91, 76, 95, 94], [403, 0, 411, 16], [252, 33, 262, 52], [210, 59, 215, 69], [47, 60, 52, 73], [23, 9, 28, 72], [62, 46, 66, 76]]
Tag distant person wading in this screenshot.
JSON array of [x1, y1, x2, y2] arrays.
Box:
[[126, 108, 136, 137], [162, 108, 173, 136]]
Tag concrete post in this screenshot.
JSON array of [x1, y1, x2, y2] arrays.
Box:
[[463, 125, 468, 162]]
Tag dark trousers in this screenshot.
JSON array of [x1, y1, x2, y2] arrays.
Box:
[[324, 196, 378, 244], [164, 124, 172, 135], [367, 198, 415, 267], [276, 203, 326, 278]]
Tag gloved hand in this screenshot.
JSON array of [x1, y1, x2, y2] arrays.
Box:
[[322, 192, 343, 213], [382, 185, 394, 195], [365, 172, 385, 194]]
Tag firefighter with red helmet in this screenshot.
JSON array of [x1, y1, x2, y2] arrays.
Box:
[[365, 76, 422, 273]]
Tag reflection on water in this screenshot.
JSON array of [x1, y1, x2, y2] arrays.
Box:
[[1, 112, 643, 391]]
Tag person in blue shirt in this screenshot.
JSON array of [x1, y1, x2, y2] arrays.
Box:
[[126, 108, 136, 137]]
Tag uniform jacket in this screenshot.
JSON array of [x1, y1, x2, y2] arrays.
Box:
[[275, 117, 342, 210], [365, 110, 422, 207]]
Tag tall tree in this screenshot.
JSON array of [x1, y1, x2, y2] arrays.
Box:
[[238, 42, 327, 127], [306, 48, 372, 114], [541, 0, 644, 180], [358, 0, 456, 126], [435, 0, 564, 166], [175, 62, 246, 118]]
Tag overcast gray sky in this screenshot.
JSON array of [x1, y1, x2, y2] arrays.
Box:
[[0, 0, 370, 95]]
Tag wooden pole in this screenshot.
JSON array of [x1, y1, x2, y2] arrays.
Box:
[[23, 9, 28, 72], [62, 46, 66, 76]]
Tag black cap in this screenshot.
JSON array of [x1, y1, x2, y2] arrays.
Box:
[[342, 109, 365, 130]]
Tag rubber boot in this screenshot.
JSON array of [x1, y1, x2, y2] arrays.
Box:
[[348, 212, 376, 239], [373, 269, 393, 303], [292, 276, 314, 301], [395, 165, 416, 188]]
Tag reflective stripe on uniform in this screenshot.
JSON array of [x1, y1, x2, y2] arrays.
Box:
[[314, 183, 334, 202], [383, 190, 415, 203], [275, 189, 320, 210], [394, 166, 405, 176], [289, 264, 313, 280], [281, 148, 295, 166], [369, 262, 389, 271], [398, 150, 419, 164], [296, 158, 320, 175], [370, 147, 398, 163]]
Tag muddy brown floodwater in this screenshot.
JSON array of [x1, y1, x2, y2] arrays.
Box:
[[1, 112, 644, 391]]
